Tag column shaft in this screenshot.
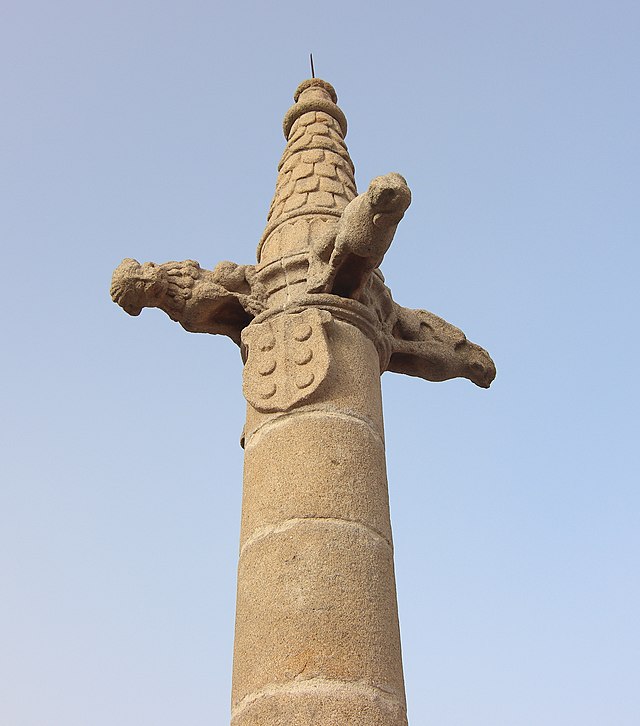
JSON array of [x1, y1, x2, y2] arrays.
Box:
[[232, 314, 407, 726]]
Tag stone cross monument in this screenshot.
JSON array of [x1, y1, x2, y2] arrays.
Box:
[[111, 77, 495, 726]]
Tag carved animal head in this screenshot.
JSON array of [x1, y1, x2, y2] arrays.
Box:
[[454, 338, 496, 388], [110, 258, 168, 316], [368, 173, 412, 226]]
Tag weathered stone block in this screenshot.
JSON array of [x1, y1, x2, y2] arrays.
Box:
[[242, 415, 391, 545], [232, 521, 404, 705]]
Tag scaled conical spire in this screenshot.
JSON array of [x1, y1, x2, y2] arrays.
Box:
[[258, 79, 358, 264]]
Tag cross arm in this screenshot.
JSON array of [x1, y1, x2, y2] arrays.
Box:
[[110, 258, 266, 345], [362, 274, 496, 388], [386, 301, 496, 388]]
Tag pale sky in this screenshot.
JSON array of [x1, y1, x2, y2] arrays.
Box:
[[2, 1, 639, 724]]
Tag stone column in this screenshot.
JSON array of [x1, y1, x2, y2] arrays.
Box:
[[109, 75, 496, 726], [231, 299, 407, 726]]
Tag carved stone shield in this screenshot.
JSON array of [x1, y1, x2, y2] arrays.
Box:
[[242, 308, 332, 413]]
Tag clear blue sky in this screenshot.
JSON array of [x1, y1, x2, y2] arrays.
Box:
[[2, 1, 638, 724]]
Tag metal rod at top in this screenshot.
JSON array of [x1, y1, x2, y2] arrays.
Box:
[[310, 53, 315, 78]]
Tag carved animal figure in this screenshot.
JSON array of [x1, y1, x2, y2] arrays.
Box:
[[110, 258, 191, 317], [307, 172, 411, 300], [388, 305, 496, 388], [110, 258, 265, 344]]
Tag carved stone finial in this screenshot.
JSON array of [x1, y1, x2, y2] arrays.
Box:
[[286, 79, 343, 134], [258, 78, 357, 265]]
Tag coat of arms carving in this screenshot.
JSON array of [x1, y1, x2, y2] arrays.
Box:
[[241, 308, 332, 413]]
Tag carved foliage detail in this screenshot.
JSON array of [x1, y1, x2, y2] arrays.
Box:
[[242, 308, 332, 412]]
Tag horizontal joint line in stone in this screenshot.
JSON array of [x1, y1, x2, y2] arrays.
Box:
[[231, 676, 407, 722], [240, 516, 392, 558], [244, 406, 384, 450], [255, 250, 307, 274]]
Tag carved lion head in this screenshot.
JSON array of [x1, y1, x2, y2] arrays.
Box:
[[110, 258, 168, 316]]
